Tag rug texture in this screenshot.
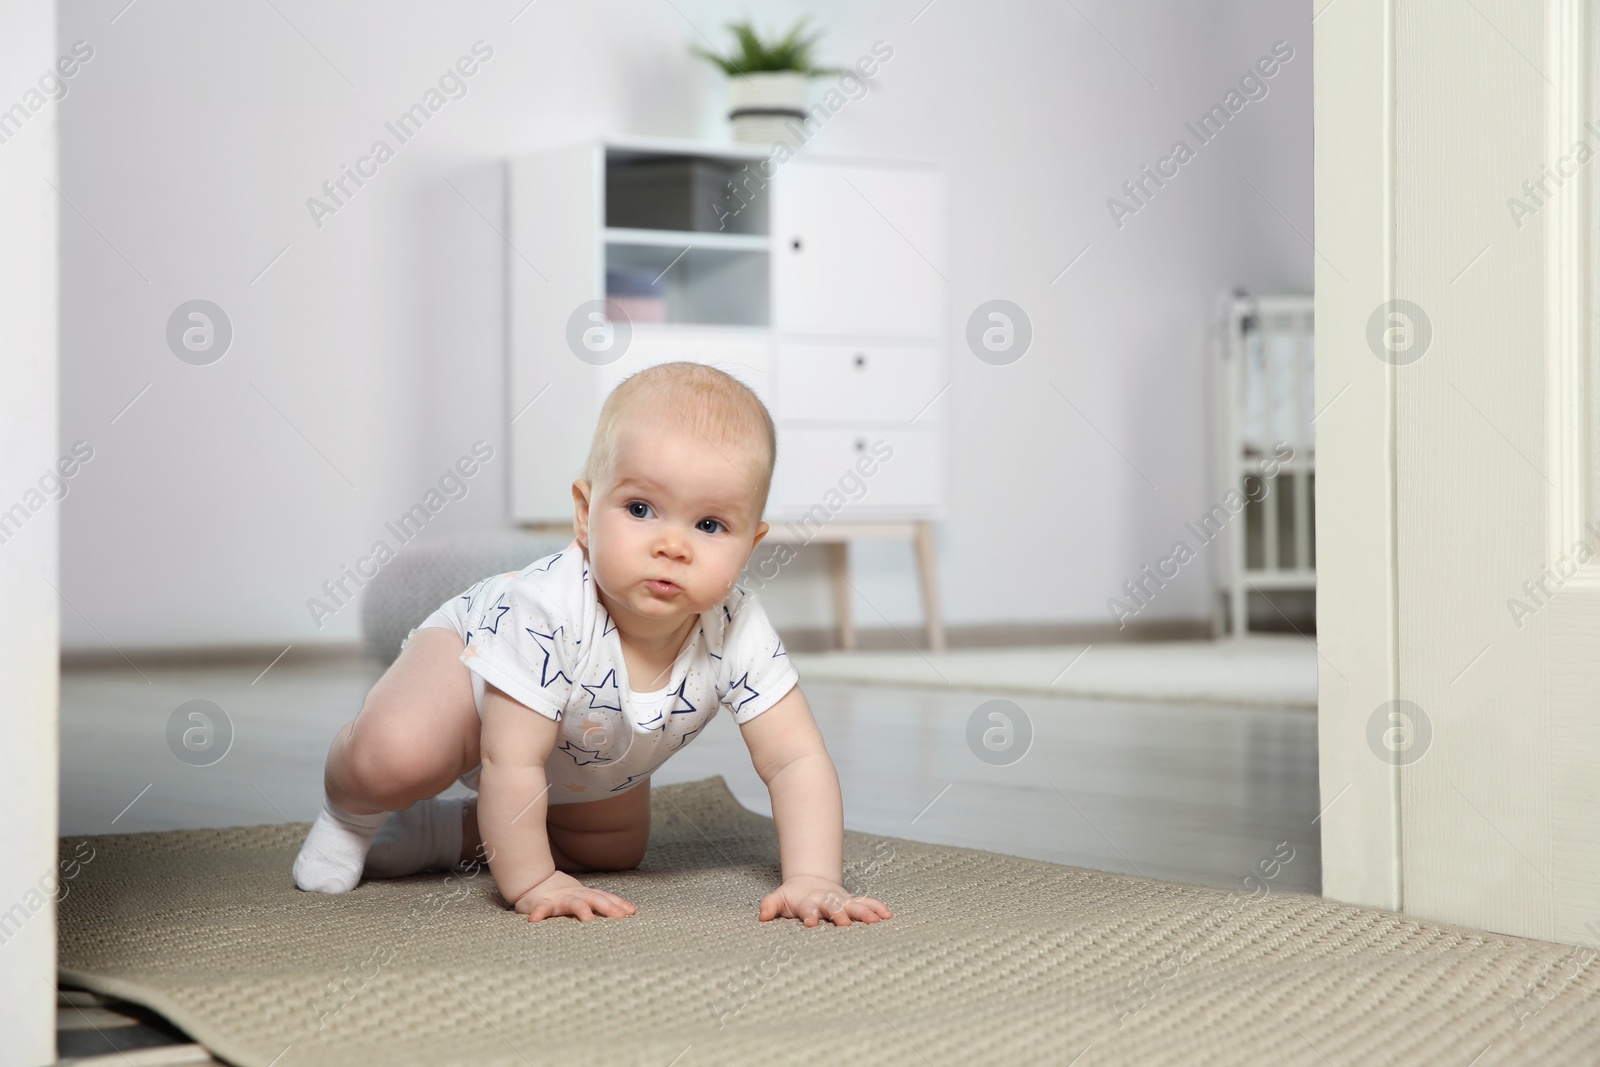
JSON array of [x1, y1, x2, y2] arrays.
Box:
[[59, 777, 1600, 1066]]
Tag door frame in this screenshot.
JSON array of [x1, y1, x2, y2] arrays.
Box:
[[1313, 0, 1403, 912], [1316, 0, 1596, 942], [0, 3, 62, 1062]]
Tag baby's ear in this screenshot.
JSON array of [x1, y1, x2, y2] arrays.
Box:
[[571, 479, 592, 544]]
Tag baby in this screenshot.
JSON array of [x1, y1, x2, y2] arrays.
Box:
[[292, 361, 891, 927]]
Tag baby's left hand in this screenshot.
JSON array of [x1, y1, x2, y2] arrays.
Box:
[[758, 875, 893, 927]]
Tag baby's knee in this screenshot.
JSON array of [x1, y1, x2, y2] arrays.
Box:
[[601, 812, 650, 870], [556, 825, 649, 873], [610, 835, 648, 871], [343, 718, 451, 802]]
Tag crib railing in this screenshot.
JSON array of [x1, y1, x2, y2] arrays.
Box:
[[1214, 293, 1316, 636]]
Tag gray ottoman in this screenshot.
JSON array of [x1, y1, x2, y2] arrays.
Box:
[[359, 530, 574, 666]]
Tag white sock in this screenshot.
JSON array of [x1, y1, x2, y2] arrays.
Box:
[[364, 796, 467, 879], [292, 798, 389, 893]]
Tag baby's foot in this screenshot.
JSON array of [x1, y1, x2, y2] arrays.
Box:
[[293, 799, 389, 893], [364, 796, 467, 879]]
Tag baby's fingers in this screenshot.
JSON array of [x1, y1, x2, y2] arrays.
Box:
[[847, 900, 890, 923], [816, 893, 891, 926], [849, 895, 893, 921], [819, 895, 869, 926], [560, 889, 633, 919], [524, 896, 589, 922], [589, 891, 636, 917]]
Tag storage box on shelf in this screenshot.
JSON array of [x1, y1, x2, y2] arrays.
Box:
[[508, 135, 948, 649]]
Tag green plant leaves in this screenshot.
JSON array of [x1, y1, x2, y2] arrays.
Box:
[[689, 17, 844, 77]]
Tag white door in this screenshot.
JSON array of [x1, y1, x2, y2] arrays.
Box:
[[771, 160, 943, 336], [1317, 0, 1600, 944], [1, 4, 61, 1063]]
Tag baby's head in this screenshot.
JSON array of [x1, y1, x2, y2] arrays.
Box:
[[572, 362, 775, 626]]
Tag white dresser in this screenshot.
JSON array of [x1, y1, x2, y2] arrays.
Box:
[[507, 134, 948, 648]]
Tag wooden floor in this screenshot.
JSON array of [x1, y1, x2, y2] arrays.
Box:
[[54, 987, 221, 1065], [61, 653, 1321, 891], [56, 651, 1319, 1061]]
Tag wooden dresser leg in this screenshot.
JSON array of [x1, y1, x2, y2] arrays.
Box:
[[914, 522, 946, 652], [829, 541, 855, 651]]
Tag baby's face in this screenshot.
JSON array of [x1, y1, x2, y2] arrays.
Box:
[[576, 414, 769, 629]]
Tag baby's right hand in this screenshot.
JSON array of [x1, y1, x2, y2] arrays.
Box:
[[513, 870, 636, 922]]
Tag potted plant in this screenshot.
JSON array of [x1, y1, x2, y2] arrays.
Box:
[[692, 18, 840, 145]]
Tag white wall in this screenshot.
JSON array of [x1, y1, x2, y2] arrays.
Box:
[[56, 0, 1310, 652], [1, 2, 61, 1059]]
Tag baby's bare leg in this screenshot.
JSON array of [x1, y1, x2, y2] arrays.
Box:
[[454, 796, 585, 870], [294, 627, 480, 892], [459, 779, 651, 872], [327, 627, 481, 813]]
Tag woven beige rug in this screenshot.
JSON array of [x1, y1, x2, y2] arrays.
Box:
[[59, 777, 1600, 1066]]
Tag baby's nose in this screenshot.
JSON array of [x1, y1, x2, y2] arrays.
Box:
[[656, 531, 691, 558]]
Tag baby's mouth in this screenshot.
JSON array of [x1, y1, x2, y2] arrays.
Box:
[[644, 578, 681, 596]]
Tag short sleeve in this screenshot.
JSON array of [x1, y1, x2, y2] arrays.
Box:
[[716, 587, 800, 725], [461, 574, 576, 722]]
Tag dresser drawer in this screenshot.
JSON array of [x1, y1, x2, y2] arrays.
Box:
[[775, 341, 942, 423], [768, 428, 944, 518]]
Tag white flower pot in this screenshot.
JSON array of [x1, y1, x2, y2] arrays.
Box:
[[726, 71, 809, 146]]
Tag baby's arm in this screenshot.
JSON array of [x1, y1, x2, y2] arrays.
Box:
[[739, 685, 893, 927], [478, 683, 636, 922]]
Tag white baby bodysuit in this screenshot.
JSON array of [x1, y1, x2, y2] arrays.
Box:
[[453, 541, 798, 803]]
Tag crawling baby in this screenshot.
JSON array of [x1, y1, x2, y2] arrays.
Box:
[[292, 361, 891, 926]]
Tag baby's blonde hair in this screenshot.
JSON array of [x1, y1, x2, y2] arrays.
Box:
[[581, 362, 777, 517]]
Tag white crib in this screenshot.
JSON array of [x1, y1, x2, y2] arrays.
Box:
[[1212, 293, 1316, 637]]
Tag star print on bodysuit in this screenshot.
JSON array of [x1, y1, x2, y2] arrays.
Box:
[[632, 673, 682, 732], [477, 594, 512, 636], [526, 626, 575, 694], [581, 667, 623, 713], [459, 577, 489, 613], [452, 540, 800, 803], [724, 671, 761, 715], [635, 704, 664, 732], [556, 739, 612, 765], [674, 720, 707, 749]]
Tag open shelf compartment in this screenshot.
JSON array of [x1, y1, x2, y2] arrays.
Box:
[[605, 242, 769, 328]]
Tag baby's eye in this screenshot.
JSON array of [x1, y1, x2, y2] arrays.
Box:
[[627, 501, 652, 519], [697, 518, 724, 534]]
